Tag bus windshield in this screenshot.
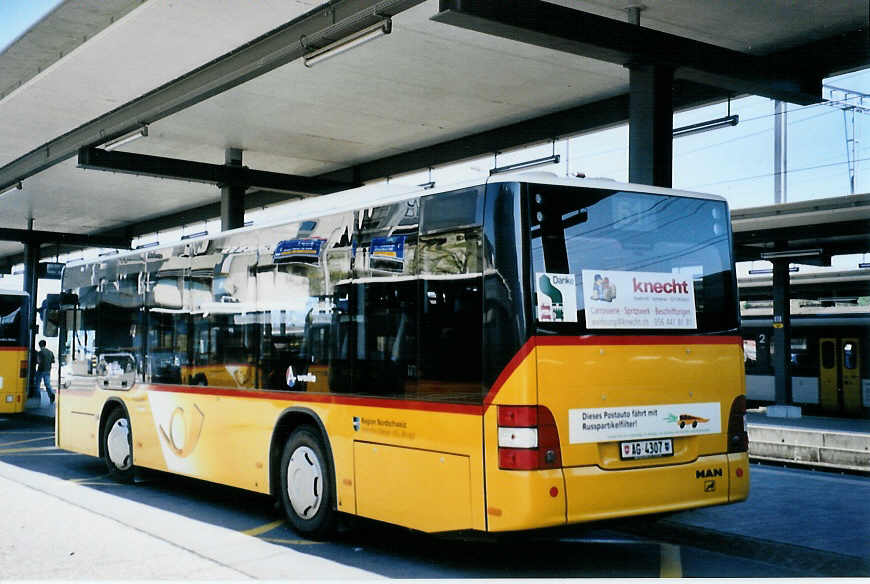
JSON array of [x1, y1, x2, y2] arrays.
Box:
[[528, 184, 737, 334]]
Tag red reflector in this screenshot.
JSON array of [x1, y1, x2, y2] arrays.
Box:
[[536, 406, 562, 469], [549, 486, 559, 497], [727, 395, 748, 453], [498, 447, 539, 470], [736, 467, 744, 478], [498, 405, 537, 427]]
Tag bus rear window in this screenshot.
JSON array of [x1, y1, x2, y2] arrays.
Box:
[[528, 185, 737, 335]]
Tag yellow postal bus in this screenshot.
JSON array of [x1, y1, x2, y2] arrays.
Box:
[[0, 290, 29, 414], [54, 173, 749, 537]]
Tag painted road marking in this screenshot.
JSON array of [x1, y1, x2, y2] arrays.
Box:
[[240, 520, 323, 546], [241, 519, 285, 537], [262, 537, 323, 546], [0, 445, 59, 455], [69, 473, 110, 483], [0, 435, 54, 447], [660, 544, 683, 578], [560, 537, 681, 577]]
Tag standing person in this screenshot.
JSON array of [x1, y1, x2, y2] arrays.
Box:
[[35, 340, 55, 404]]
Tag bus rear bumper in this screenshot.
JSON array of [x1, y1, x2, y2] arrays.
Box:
[[564, 453, 746, 524]]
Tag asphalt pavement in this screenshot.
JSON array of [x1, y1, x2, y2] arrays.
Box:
[[0, 457, 378, 580]]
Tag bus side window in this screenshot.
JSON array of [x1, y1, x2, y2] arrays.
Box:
[[187, 233, 258, 389], [93, 256, 146, 388], [349, 201, 420, 398], [145, 248, 188, 386], [257, 212, 354, 392], [417, 187, 484, 403]]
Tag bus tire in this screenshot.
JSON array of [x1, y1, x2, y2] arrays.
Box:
[[279, 426, 336, 539], [102, 408, 134, 483]]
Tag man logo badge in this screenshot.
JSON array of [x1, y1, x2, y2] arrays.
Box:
[[353, 416, 361, 432], [704, 480, 716, 492]]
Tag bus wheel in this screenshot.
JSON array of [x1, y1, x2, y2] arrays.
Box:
[[103, 408, 134, 482], [279, 426, 336, 539]]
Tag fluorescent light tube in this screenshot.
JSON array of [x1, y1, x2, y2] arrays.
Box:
[[491, 155, 560, 176], [760, 249, 822, 260], [673, 115, 739, 138], [304, 19, 391, 68], [103, 126, 148, 151], [0, 181, 22, 199]]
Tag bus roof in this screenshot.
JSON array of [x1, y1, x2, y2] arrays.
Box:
[[65, 173, 724, 269]]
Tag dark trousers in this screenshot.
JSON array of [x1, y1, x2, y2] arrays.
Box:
[[36, 371, 54, 400]]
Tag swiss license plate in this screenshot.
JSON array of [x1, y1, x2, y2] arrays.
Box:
[[620, 438, 674, 460]]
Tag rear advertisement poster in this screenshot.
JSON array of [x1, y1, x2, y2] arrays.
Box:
[[581, 269, 697, 330]]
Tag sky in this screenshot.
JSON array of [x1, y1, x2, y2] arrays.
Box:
[[0, 0, 867, 277], [0, 0, 60, 53]]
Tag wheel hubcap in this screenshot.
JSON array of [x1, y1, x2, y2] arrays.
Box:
[[286, 445, 323, 519], [107, 418, 132, 470]]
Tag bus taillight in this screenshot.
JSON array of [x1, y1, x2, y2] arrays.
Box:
[[497, 405, 562, 470], [19, 360, 27, 378], [727, 395, 748, 453]]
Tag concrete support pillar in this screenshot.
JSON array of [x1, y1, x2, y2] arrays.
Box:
[[772, 259, 793, 405], [221, 148, 245, 231], [22, 222, 39, 397], [628, 64, 674, 187]]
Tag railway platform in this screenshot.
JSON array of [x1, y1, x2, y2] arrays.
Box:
[[747, 409, 870, 473]]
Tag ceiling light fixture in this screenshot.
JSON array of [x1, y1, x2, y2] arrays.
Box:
[[760, 249, 822, 260], [181, 231, 208, 240], [0, 181, 22, 198], [491, 154, 561, 176], [673, 115, 739, 138], [102, 125, 148, 151], [747, 267, 799, 275], [304, 19, 392, 68]]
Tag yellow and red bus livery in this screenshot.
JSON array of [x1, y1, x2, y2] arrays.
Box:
[[54, 174, 749, 537]]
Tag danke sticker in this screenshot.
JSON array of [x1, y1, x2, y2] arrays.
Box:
[[536, 273, 578, 323]]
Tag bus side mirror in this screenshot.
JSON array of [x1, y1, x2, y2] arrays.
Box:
[[39, 293, 75, 338]]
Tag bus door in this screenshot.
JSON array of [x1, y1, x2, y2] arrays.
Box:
[[819, 338, 839, 413], [841, 339, 862, 415], [819, 338, 862, 414]]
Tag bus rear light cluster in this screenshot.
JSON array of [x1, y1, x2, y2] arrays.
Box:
[[19, 360, 27, 378], [497, 405, 562, 470], [727, 395, 748, 453]]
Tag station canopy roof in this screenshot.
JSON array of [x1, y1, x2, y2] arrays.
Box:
[[0, 0, 867, 271]]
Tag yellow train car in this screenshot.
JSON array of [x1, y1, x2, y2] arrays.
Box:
[[54, 174, 749, 538]]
